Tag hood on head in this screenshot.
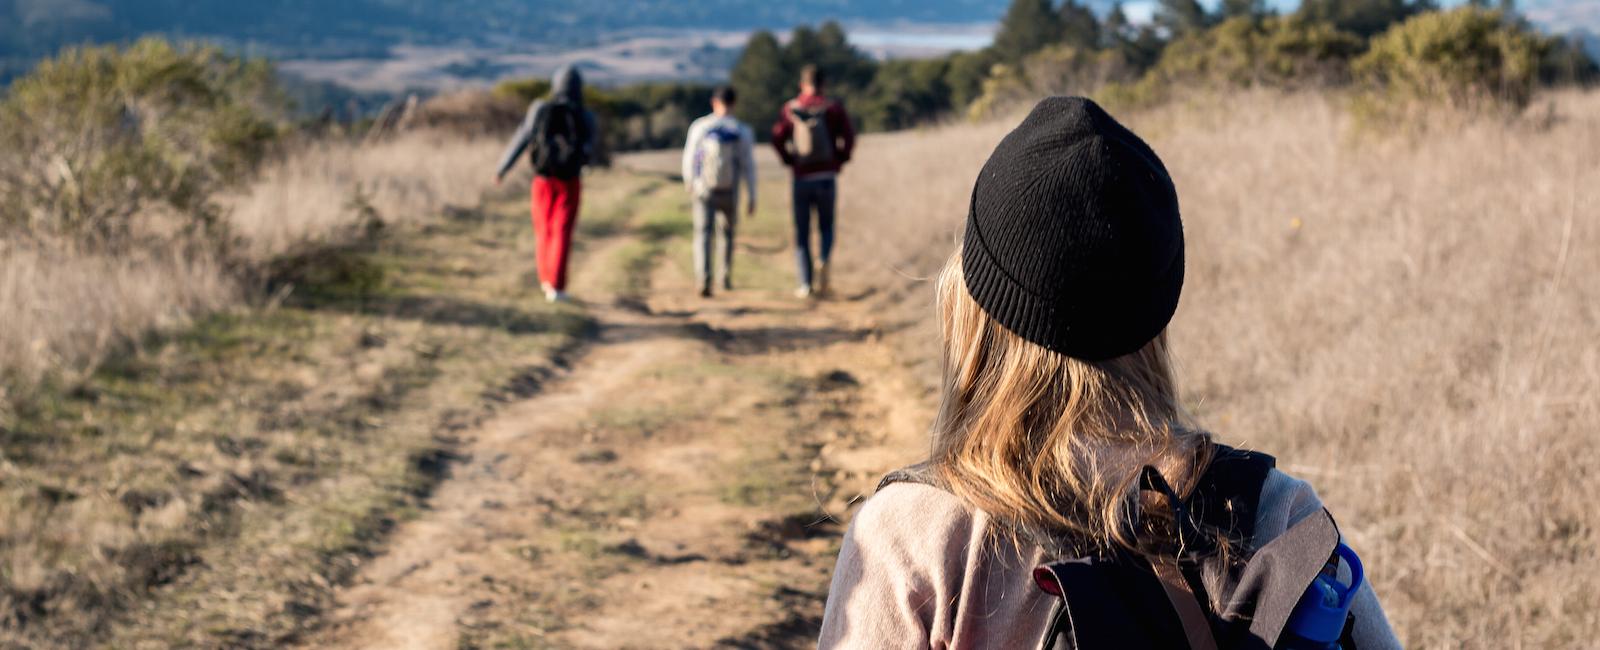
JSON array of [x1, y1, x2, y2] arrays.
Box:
[[551, 66, 584, 104]]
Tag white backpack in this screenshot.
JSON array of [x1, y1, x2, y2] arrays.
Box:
[[696, 123, 741, 195]]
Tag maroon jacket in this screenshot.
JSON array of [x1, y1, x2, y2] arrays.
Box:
[[771, 92, 856, 178]]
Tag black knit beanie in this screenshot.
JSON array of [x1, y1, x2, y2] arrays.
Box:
[[961, 96, 1183, 362]]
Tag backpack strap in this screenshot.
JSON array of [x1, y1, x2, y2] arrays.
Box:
[[1138, 465, 1226, 650], [876, 460, 941, 492], [1227, 508, 1342, 647], [1151, 559, 1220, 650]]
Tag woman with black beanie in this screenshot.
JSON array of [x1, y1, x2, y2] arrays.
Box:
[[817, 97, 1401, 649]]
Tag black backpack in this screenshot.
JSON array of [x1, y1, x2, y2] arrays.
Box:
[[877, 445, 1360, 650], [531, 101, 589, 179]]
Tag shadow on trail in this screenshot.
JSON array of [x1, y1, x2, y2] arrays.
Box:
[[611, 294, 880, 356], [706, 324, 873, 356], [601, 314, 874, 357], [712, 586, 825, 649], [609, 539, 709, 566], [307, 293, 587, 335], [263, 237, 588, 336]]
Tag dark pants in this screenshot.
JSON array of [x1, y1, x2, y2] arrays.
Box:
[[791, 177, 836, 288]]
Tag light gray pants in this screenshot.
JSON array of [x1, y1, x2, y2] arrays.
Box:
[[693, 190, 738, 290]]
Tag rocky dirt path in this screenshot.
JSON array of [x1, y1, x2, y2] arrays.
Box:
[[302, 164, 930, 649]]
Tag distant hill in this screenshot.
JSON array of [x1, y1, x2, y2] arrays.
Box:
[[0, 0, 1000, 61], [5, 0, 1596, 87]]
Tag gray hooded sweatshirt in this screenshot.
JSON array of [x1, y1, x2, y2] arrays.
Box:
[[494, 66, 600, 180]]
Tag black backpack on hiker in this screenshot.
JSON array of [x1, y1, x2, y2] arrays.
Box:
[[531, 101, 590, 179], [878, 445, 1362, 650]]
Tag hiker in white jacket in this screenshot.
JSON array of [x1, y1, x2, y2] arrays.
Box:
[[682, 85, 757, 297]]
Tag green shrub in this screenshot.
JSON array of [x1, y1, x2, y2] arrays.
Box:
[[1537, 34, 1600, 87], [491, 78, 552, 104], [859, 57, 953, 131], [0, 38, 281, 246], [1355, 7, 1543, 113], [1151, 16, 1365, 88], [968, 46, 1138, 119], [1295, 0, 1430, 39]]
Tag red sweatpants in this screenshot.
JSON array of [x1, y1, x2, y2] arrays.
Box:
[[531, 176, 581, 291]]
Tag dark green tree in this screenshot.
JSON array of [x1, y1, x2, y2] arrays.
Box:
[[814, 21, 878, 93], [1100, 2, 1162, 75], [943, 49, 997, 109], [786, 25, 824, 77], [730, 30, 789, 134], [994, 0, 1063, 62], [1539, 33, 1599, 85], [1058, 0, 1102, 51], [1124, 25, 1170, 73], [1156, 0, 1212, 37], [1220, 0, 1270, 19], [1296, 0, 1434, 38], [1104, 2, 1132, 42], [860, 57, 952, 130]]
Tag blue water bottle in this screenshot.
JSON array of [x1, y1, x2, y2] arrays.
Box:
[[1279, 542, 1364, 649]]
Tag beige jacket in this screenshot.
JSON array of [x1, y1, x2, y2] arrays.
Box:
[[818, 469, 1402, 649]]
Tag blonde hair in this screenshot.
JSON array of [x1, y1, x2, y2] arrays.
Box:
[[930, 250, 1212, 553]]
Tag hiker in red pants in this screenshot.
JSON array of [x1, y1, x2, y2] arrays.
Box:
[[493, 65, 599, 302]]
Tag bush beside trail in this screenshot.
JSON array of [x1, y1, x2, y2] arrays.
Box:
[[1356, 7, 1549, 115], [0, 39, 500, 417], [0, 38, 279, 247]]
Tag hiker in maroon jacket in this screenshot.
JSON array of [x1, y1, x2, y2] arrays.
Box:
[[772, 64, 856, 299]]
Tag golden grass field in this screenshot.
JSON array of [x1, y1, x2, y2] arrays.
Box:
[[839, 89, 1600, 648], [0, 132, 498, 402], [1, 87, 1597, 648]]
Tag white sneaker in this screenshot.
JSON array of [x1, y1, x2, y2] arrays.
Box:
[[794, 285, 813, 299], [550, 290, 570, 303]]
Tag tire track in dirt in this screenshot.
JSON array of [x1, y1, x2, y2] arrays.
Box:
[[301, 172, 930, 649]]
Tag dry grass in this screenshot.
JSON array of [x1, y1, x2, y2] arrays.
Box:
[[0, 130, 500, 413], [0, 245, 235, 403], [1, 163, 630, 648], [840, 89, 1600, 648], [225, 131, 501, 260]]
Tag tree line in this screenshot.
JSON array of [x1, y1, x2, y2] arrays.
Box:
[[495, 0, 1596, 152]]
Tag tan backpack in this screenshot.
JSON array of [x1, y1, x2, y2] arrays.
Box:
[[788, 101, 835, 166]]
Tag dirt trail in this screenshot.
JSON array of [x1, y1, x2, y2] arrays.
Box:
[[303, 170, 929, 649]]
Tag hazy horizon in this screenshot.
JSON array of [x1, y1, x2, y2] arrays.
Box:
[[3, 1, 1597, 97]]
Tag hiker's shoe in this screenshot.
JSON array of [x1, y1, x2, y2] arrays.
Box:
[[721, 277, 733, 292], [699, 286, 713, 298], [794, 285, 813, 299], [817, 263, 830, 297], [546, 289, 569, 303]]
